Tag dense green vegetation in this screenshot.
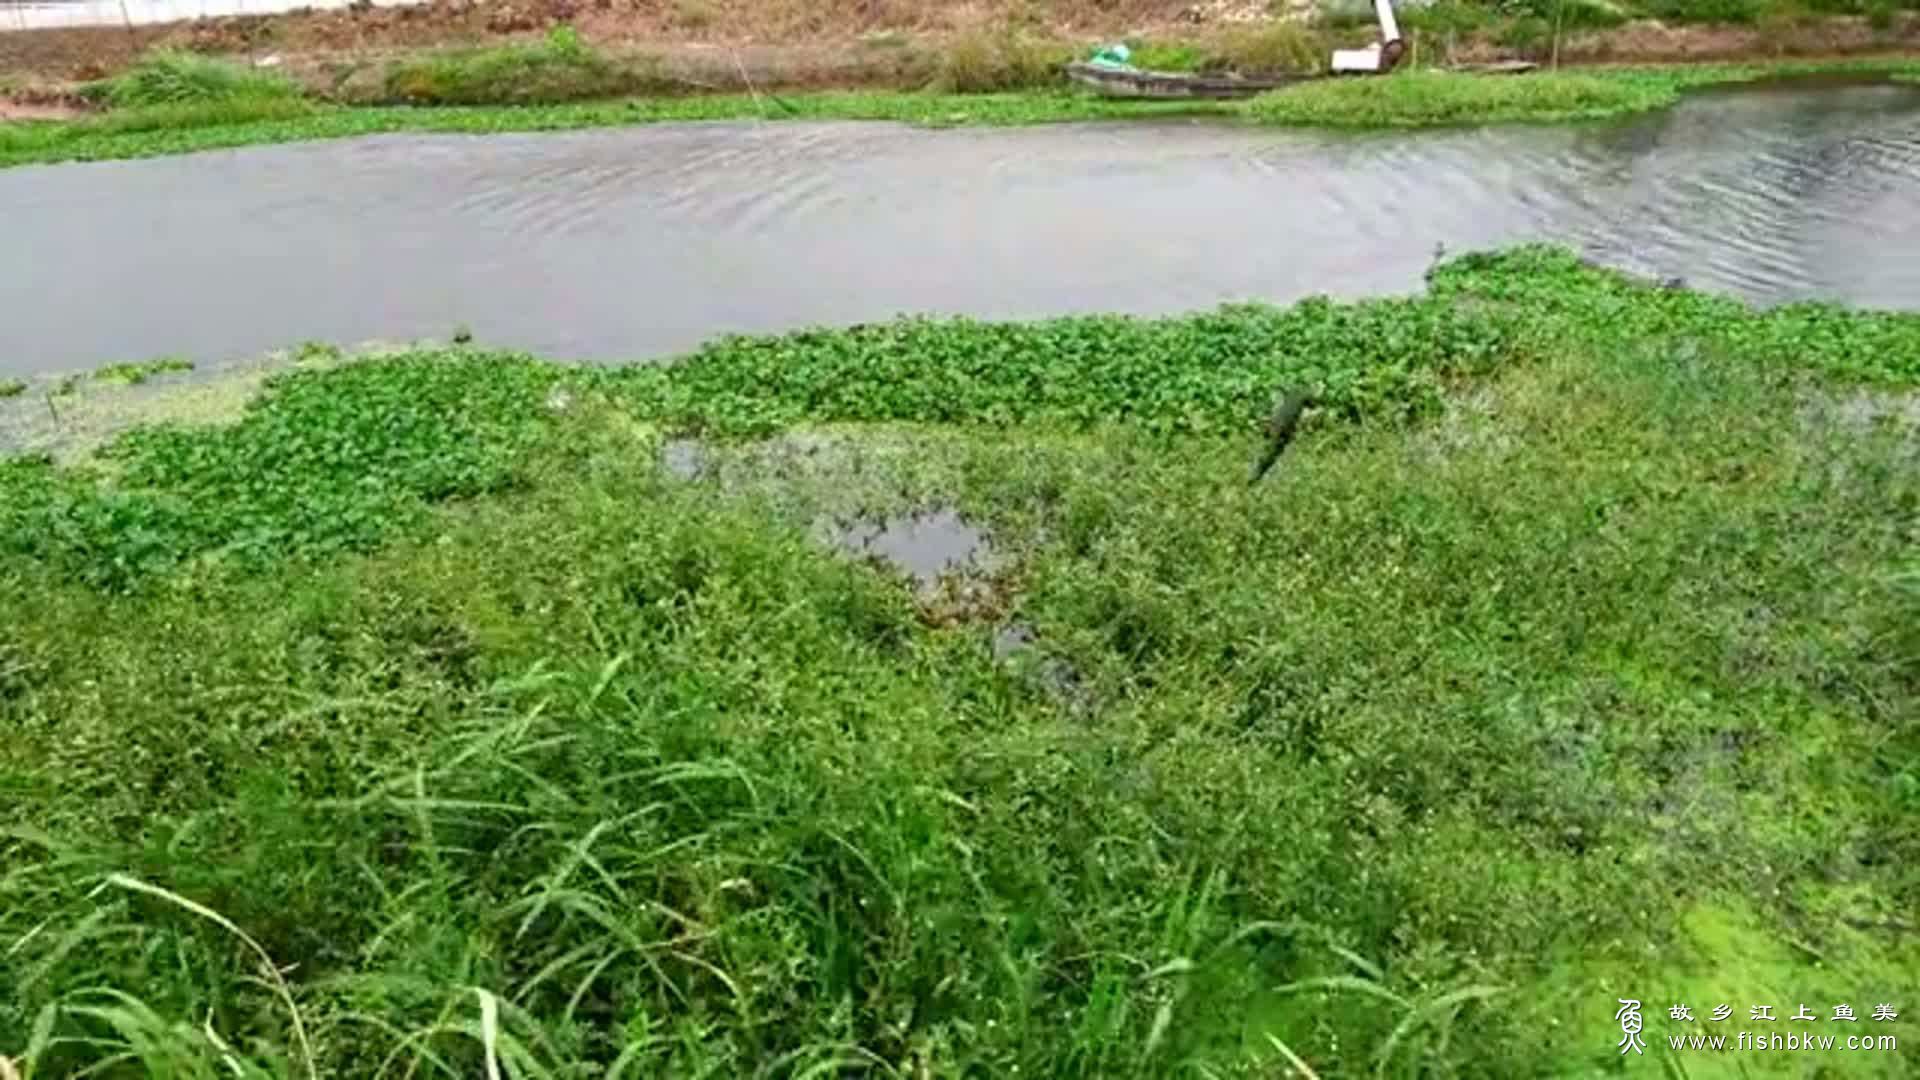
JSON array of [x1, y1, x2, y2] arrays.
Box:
[[91, 356, 195, 387], [6, 47, 1920, 169], [381, 27, 672, 106], [1099, 23, 1326, 78], [2, 247, 1917, 1076], [81, 48, 304, 110], [1247, 59, 1920, 126], [1244, 67, 1698, 127]]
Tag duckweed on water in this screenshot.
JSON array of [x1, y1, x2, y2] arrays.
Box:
[[2, 246, 1917, 1076], [92, 355, 195, 386], [1244, 60, 1920, 128], [1245, 69, 1676, 127], [6, 246, 1918, 587]]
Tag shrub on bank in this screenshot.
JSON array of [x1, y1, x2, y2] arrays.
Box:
[[83, 49, 303, 109], [382, 26, 670, 106], [1209, 22, 1326, 73], [1084, 25, 1326, 77], [933, 28, 1071, 92]]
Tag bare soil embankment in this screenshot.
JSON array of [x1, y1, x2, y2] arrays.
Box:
[[4, 0, 1920, 107]]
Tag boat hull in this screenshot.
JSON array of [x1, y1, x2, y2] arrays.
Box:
[[1065, 62, 1313, 100]]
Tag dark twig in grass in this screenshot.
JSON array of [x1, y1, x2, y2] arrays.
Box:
[[731, 49, 767, 121], [1250, 388, 1315, 485]]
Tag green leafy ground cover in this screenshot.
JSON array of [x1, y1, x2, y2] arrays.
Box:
[[1, 247, 1917, 1076], [1242, 65, 1724, 127]]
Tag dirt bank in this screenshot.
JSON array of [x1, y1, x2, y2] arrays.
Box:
[[0, 98, 80, 119], [3, 0, 1919, 103]]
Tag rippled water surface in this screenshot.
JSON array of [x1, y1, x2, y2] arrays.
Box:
[[3, 81, 1918, 377]]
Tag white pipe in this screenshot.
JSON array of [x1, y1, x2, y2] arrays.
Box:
[[1375, 0, 1400, 42]]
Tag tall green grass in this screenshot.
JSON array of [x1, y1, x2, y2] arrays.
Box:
[[932, 27, 1072, 92], [1246, 68, 1689, 127], [2, 248, 1918, 1074], [83, 49, 305, 110], [381, 26, 671, 106], [1245, 59, 1920, 127], [1120, 24, 1326, 75]]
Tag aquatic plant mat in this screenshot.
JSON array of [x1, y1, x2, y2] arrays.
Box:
[[2, 248, 1917, 1075]]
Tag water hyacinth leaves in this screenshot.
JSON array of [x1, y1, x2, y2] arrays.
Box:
[[3, 245, 1917, 1075]]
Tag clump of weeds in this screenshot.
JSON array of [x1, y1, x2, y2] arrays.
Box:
[[83, 49, 304, 110], [93, 356, 194, 386], [2, 246, 1916, 1076], [380, 25, 671, 106]]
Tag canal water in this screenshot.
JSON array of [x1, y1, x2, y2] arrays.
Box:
[[1, 79, 1917, 377]]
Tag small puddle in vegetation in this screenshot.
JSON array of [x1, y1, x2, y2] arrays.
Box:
[[656, 437, 999, 593], [660, 438, 708, 481], [992, 620, 1091, 713], [822, 506, 992, 588], [0, 344, 374, 462], [1804, 388, 1920, 436], [992, 621, 1039, 660], [654, 439, 1090, 707]]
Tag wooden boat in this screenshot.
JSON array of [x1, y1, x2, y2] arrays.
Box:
[[1445, 61, 1540, 75], [1065, 61, 1315, 100]]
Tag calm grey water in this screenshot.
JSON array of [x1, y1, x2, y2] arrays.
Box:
[[2, 81, 1918, 378]]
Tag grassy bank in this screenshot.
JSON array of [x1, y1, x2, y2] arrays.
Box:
[[0, 90, 1225, 169], [5, 43, 1920, 169], [2, 247, 1918, 1076], [1242, 62, 1755, 126]]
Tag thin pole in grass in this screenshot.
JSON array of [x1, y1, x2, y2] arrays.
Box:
[[1551, 0, 1565, 71], [1265, 1034, 1323, 1079], [475, 988, 502, 1080], [731, 48, 766, 122], [99, 873, 319, 1080]]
